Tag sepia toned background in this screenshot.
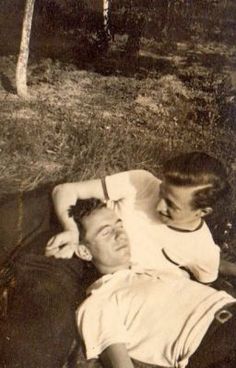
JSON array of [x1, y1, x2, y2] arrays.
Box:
[[0, 1, 236, 367]]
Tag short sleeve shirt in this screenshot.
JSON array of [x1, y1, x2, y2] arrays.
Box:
[[104, 170, 220, 282], [77, 269, 235, 367]]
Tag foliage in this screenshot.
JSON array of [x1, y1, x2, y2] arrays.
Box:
[[27, 0, 234, 58], [1, 0, 234, 59], [35, 0, 102, 32], [109, 0, 231, 45]]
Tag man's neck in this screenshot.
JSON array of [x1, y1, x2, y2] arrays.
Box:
[[96, 262, 131, 275]]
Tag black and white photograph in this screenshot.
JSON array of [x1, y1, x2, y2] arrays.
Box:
[[0, 1, 236, 368]]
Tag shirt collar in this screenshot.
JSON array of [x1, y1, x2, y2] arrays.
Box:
[[86, 265, 161, 296], [86, 268, 131, 296], [167, 219, 204, 233]]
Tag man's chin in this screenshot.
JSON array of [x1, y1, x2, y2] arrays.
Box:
[[116, 243, 131, 259]]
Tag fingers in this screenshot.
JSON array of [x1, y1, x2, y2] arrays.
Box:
[[53, 246, 75, 259], [45, 245, 69, 258], [46, 231, 79, 249], [45, 239, 78, 259], [45, 244, 58, 257], [46, 235, 64, 249], [45, 231, 80, 258], [46, 236, 55, 247], [45, 235, 65, 257], [47, 244, 76, 259]]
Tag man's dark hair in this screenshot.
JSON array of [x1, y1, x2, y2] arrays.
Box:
[[68, 198, 105, 240], [163, 152, 231, 210]]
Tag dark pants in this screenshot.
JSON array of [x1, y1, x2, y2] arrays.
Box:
[[188, 303, 236, 368], [0, 187, 97, 368], [0, 185, 54, 265]]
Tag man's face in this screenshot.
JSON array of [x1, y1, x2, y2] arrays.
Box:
[[156, 182, 205, 229], [83, 207, 131, 270]]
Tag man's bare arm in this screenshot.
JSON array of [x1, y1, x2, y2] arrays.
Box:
[[100, 344, 134, 368], [52, 179, 105, 229], [46, 179, 105, 257], [219, 258, 236, 277]]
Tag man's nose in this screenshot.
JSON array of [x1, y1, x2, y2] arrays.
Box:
[[115, 229, 126, 239], [156, 198, 167, 213]]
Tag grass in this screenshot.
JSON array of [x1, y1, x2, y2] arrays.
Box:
[[0, 36, 236, 242]]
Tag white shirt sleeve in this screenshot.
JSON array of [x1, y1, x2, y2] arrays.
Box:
[[164, 245, 220, 283], [163, 224, 220, 283], [77, 296, 128, 360], [105, 170, 160, 202]]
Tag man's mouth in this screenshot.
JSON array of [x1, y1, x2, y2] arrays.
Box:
[[115, 242, 130, 252], [158, 211, 171, 219]]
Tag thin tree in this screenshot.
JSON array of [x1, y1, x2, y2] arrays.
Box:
[[103, 0, 110, 36], [16, 0, 36, 99]]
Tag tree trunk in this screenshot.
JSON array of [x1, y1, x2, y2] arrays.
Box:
[[103, 0, 110, 36], [16, 0, 35, 99]]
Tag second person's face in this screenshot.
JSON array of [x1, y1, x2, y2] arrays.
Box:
[[156, 182, 205, 229]]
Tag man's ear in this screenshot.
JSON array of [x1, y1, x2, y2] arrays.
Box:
[[76, 244, 93, 261], [199, 207, 213, 218]]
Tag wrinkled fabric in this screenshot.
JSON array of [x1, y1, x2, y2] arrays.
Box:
[[188, 304, 236, 368]]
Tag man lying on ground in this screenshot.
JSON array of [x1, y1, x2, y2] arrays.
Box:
[[74, 200, 236, 368], [46, 151, 236, 284]]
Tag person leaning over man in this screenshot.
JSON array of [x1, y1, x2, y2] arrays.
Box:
[[72, 199, 236, 368], [46, 151, 236, 284]]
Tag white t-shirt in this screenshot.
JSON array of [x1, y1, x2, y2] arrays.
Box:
[[104, 170, 220, 283], [77, 268, 235, 367]]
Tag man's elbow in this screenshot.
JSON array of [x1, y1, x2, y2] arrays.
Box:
[[52, 183, 72, 200], [52, 184, 62, 198]]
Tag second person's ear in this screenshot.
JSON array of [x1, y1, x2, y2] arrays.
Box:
[[199, 207, 213, 218]]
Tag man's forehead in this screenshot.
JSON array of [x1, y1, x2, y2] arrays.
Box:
[[84, 207, 119, 228]]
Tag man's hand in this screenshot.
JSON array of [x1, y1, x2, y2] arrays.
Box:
[[45, 230, 79, 258]]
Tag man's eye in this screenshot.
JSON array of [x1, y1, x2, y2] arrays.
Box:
[[101, 228, 112, 237], [166, 201, 179, 212], [165, 199, 175, 210]]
